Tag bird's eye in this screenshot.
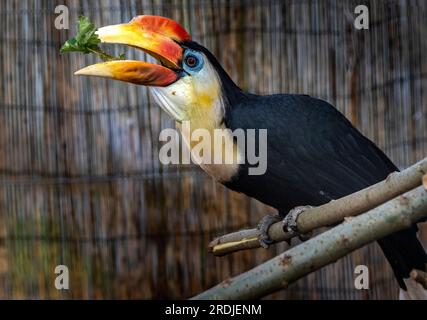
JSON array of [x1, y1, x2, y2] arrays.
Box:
[[182, 50, 204, 73], [185, 55, 199, 68]]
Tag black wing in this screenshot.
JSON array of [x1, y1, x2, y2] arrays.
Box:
[[225, 94, 397, 211], [224, 93, 426, 289]]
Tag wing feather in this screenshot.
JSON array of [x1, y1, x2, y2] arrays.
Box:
[[225, 94, 397, 210]]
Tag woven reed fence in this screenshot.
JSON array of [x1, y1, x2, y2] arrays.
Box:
[[0, 0, 426, 299]]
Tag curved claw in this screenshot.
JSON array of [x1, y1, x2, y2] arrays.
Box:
[[257, 214, 282, 248], [283, 205, 314, 241]]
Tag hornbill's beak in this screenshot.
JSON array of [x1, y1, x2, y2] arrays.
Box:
[[74, 15, 191, 86]]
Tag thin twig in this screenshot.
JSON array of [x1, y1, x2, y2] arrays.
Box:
[[210, 157, 427, 256], [193, 185, 427, 299]]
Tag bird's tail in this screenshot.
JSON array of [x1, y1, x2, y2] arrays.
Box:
[[377, 226, 427, 300]]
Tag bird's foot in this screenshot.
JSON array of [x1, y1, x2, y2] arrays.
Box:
[[283, 205, 314, 242], [257, 206, 314, 248], [257, 214, 282, 248]]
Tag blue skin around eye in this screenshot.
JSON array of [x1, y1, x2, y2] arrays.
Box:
[[183, 49, 204, 73]]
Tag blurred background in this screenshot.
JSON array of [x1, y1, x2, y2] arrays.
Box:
[[0, 0, 426, 299]]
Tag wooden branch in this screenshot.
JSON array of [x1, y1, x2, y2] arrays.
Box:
[[210, 157, 427, 256], [193, 185, 427, 300], [423, 173, 427, 190]]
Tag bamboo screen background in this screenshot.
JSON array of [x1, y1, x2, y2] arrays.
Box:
[[0, 0, 426, 299]]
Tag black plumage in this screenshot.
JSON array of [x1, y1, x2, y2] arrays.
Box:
[[185, 41, 427, 289], [225, 93, 396, 211], [224, 93, 426, 289]]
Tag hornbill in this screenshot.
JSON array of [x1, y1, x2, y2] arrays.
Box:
[[75, 15, 427, 294]]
